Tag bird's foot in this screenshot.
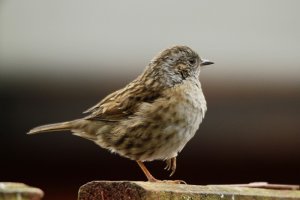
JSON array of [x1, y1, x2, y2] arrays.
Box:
[[164, 157, 176, 177], [161, 179, 187, 184], [137, 160, 185, 184], [148, 178, 186, 184]]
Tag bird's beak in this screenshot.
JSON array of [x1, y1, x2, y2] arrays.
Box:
[[200, 59, 214, 66]]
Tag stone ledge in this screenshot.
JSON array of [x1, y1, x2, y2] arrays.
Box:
[[78, 181, 300, 200], [0, 182, 44, 200]]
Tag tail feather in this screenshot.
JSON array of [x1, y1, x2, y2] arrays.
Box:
[[27, 121, 75, 134]]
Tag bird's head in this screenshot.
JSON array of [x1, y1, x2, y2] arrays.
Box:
[[143, 45, 214, 87]]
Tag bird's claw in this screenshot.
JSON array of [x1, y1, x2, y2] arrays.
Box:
[[149, 178, 186, 184], [164, 159, 171, 171], [161, 179, 187, 184], [164, 157, 176, 177]]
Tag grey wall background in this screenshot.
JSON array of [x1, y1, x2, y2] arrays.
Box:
[[0, 1, 299, 200], [1, 0, 300, 84]]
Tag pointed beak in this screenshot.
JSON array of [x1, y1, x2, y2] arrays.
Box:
[[200, 59, 214, 66]]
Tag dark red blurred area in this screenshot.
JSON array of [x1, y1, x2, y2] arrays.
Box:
[[1, 76, 300, 200]]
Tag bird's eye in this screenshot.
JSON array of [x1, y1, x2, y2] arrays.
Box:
[[188, 58, 196, 65]]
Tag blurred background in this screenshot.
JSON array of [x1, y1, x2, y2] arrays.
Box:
[[0, 0, 299, 199]]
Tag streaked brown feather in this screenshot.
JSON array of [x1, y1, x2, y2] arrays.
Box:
[[27, 45, 211, 180], [84, 77, 163, 122]]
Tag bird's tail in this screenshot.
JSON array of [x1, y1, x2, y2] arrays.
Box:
[[27, 120, 79, 135]]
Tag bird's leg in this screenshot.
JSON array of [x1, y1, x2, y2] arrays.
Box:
[[164, 157, 176, 177], [136, 161, 159, 182], [136, 160, 186, 184]]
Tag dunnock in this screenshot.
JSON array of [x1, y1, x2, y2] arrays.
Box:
[[28, 45, 213, 183]]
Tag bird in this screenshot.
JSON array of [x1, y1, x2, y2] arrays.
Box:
[[28, 45, 214, 183]]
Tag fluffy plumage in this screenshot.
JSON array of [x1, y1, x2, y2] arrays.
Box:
[[28, 45, 213, 182]]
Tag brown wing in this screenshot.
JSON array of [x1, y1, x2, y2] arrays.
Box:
[[84, 79, 161, 122]]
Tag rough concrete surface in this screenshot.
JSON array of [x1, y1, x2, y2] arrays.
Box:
[[78, 181, 300, 200], [0, 182, 44, 200]]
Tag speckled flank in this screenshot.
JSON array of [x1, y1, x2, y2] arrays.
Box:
[[28, 45, 212, 179]]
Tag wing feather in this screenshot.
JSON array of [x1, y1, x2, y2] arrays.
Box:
[[84, 79, 162, 121]]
